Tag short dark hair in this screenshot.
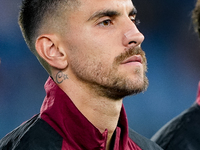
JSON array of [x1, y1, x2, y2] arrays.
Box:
[[193, 0, 200, 36], [18, 0, 79, 74]]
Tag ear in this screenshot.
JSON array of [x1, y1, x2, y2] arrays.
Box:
[[35, 34, 68, 70]]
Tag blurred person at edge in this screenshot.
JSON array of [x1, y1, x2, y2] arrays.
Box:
[[0, 0, 163, 150], [151, 1, 200, 149]]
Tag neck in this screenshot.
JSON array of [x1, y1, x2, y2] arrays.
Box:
[[54, 73, 123, 149], [80, 96, 122, 149]]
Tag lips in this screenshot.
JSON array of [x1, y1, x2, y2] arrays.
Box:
[[121, 55, 142, 64]]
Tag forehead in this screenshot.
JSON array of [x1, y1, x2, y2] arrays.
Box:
[[77, 0, 135, 15]]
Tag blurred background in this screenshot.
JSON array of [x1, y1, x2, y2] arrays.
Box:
[[1, 0, 200, 139]]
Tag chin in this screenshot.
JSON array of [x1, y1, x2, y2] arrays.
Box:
[[99, 77, 149, 100]]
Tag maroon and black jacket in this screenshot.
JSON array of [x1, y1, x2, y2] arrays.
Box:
[[0, 77, 162, 150]]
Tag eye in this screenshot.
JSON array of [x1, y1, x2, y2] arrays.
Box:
[[130, 16, 140, 25], [98, 19, 112, 26]]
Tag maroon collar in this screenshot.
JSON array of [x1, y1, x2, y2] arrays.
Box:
[[196, 81, 200, 106], [40, 77, 130, 149]]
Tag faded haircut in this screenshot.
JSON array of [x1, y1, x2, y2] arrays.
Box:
[[193, 0, 200, 36], [18, 0, 79, 74]]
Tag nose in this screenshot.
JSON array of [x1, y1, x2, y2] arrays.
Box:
[[122, 24, 144, 48]]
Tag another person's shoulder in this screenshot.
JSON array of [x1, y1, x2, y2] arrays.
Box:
[[128, 128, 163, 150], [0, 114, 62, 150], [151, 103, 200, 150]]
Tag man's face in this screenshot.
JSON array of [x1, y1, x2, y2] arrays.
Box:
[[60, 0, 148, 99]]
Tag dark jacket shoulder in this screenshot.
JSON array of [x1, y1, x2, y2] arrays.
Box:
[[151, 103, 200, 150], [0, 115, 62, 150], [129, 128, 163, 150]]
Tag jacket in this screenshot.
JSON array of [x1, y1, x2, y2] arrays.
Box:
[[0, 77, 162, 150]]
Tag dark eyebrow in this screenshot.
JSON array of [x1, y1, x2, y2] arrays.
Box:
[[87, 10, 121, 21], [129, 7, 137, 16]]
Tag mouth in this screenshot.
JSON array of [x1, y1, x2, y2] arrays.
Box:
[[121, 55, 142, 64]]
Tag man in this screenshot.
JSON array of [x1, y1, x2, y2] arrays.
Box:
[[151, 1, 200, 149], [0, 0, 162, 149]]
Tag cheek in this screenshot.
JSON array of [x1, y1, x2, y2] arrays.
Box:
[[67, 27, 121, 66], [83, 26, 121, 51]]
